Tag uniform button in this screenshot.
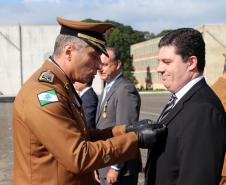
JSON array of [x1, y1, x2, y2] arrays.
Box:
[[103, 155, 111, 164]]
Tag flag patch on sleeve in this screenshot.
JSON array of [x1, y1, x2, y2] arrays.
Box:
[[38, 89, 59, 106]]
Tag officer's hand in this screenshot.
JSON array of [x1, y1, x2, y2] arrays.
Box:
[[125, 119, 155, 133], [106, 168, 119, 184], [136, 124, 166, 148]]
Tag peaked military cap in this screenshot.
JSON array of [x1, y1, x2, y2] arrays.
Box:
[[57, 17, 114, 57]]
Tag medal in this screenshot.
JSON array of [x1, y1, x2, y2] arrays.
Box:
[[102, 101, 108, 118], [102, 112, 107, 118]]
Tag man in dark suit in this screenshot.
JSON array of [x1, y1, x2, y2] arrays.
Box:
[[145, 28, 226, 185], [74, 79, 98, 129], [95, 47, 142, 185]]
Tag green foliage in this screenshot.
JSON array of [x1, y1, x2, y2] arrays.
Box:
[[154, 29, 172, 38], [82, 18, 154, 84]]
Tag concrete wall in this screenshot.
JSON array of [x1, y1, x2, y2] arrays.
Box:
[[0, 25, 103, 95], [195, 24, 226, 85], [0, 26, 21, 95], [22, 26, 59, 82]]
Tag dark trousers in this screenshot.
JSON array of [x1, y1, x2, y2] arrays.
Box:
[[100, 174, 139, 185]]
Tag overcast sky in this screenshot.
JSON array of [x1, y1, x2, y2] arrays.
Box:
[[0, 0, 225, 34]]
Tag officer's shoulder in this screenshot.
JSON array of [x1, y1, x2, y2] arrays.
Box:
[[38, 70, 55, 84]]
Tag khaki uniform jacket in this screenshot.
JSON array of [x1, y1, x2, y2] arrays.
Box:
[[12, 59, 138, 185], [212, 77, 226, 182]]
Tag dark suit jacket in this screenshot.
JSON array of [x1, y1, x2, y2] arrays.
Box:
[[96, 75, 142, 178], [145, 79, 226, 185], [81, 87, 98, 129]]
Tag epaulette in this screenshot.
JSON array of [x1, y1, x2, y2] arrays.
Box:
[[39, 70, 55, 84]]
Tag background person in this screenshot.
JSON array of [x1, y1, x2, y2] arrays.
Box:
[[95, 47, 142, 185], [74, 79, 98, 129], [145, 28, 226, 185]]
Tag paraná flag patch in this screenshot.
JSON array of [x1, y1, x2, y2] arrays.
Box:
[[38, 89, 58, 106]]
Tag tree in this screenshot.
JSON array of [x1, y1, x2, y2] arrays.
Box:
[[83, 19, 153, 84], [155, 29, 172, 38]]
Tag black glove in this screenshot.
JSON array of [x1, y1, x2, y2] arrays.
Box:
[[134, 123, 166, 149], [126, 119, 155, 133]]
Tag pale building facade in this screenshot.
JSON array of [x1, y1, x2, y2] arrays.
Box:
[[131, 37, 164, 90]]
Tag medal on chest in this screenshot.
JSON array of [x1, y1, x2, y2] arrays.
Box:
[[102, 101, 108, 118]]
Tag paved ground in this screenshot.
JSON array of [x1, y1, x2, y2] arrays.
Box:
[[138, 92, 170, 185], [0, 92, 170, 185], [0, 102, 13, 185]]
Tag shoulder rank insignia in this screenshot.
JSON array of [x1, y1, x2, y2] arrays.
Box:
[[39, 71, 55, 84]]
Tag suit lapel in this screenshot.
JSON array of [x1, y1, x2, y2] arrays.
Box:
[[96, 90, 104, 121], [96, 76, 123, 123], [160, 79, 206, 126]]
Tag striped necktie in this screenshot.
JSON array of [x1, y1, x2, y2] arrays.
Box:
[[157, 94, 177, 122]]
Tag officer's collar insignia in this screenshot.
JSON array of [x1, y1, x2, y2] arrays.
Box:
[[39, 71, 55, 84]]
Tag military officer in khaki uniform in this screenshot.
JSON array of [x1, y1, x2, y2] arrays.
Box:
[[12, 17, 166, 185], [212, 54, 226, 185]]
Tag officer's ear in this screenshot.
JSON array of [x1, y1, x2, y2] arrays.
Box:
[[64, 44, 73, 62]]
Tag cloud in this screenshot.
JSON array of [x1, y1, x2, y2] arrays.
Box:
[[23, 0, 61, 3], [0, 0, 226, 34]]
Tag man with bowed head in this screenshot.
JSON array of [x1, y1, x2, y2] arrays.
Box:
[[12, 17, 165, 185]]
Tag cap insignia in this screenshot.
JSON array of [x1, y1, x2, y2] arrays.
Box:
[[77, 33, 105, 45]]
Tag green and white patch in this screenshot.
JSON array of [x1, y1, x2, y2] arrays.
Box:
[[38, 89, 59, 106]]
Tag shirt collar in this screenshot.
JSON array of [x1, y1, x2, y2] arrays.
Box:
[[79, 86, 92, 97], [175, 76, 204, 104]]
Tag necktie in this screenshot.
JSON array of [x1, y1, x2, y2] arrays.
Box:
[[101, 85, 110, 105], [157, 94, 177, 122]]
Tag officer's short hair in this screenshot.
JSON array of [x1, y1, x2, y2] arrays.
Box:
[[53, 35, 88, 56]]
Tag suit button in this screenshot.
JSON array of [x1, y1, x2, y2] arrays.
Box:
[[103, 155, 111, 164]]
